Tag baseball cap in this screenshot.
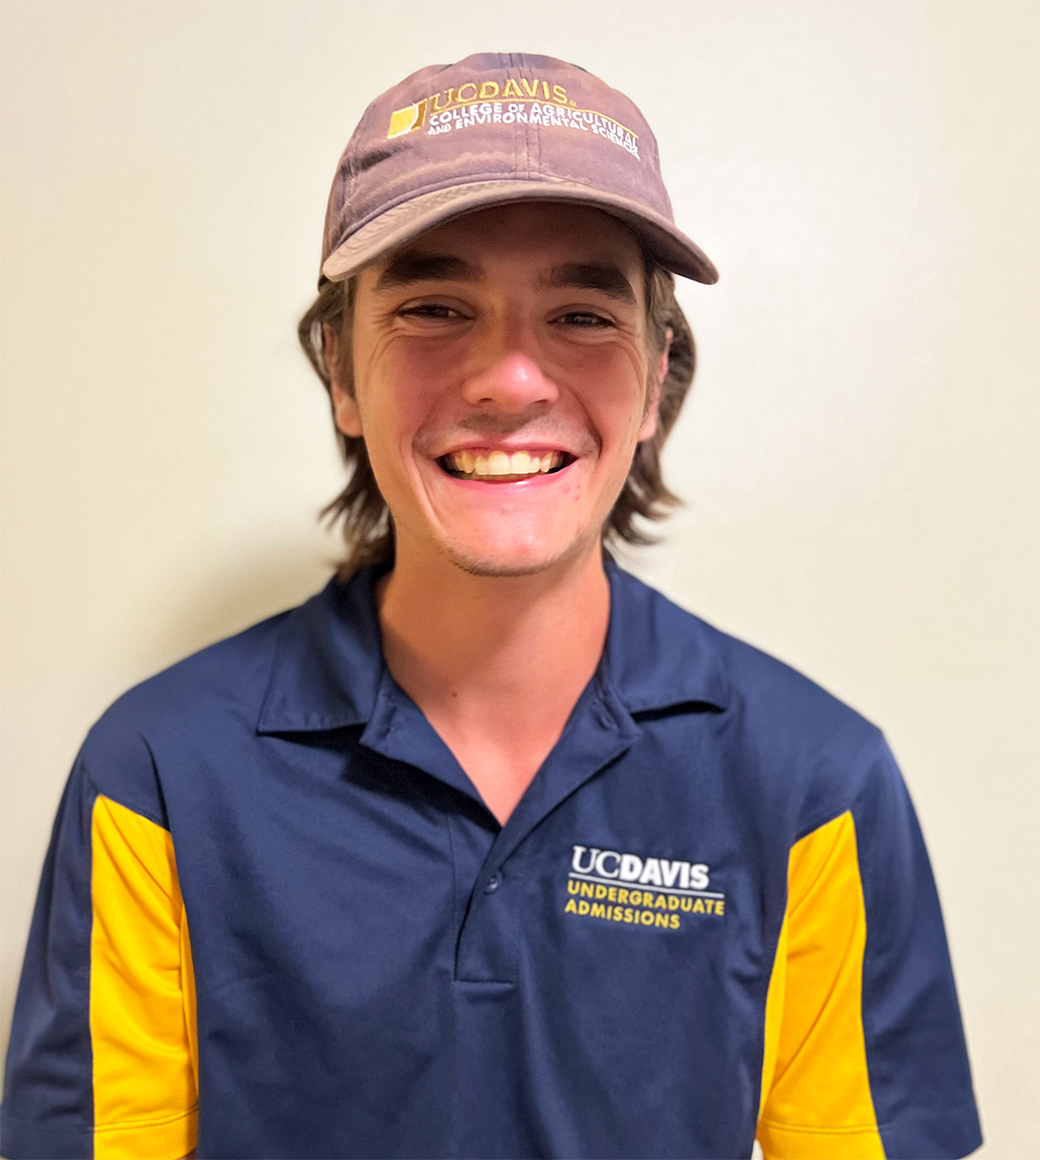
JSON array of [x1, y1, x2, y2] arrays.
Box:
[[320, 52, 718, 286]]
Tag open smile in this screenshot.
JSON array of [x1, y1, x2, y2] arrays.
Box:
[[437, 449, 575, 483]]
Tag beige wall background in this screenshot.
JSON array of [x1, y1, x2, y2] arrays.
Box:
[[1, 1, 1036, 1154]]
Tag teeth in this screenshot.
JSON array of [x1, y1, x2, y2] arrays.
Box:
[[487, 450, 511, 476], [447, 450, 563, 478]]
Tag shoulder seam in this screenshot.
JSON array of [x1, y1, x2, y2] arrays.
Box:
[[791, 805, 852, 848], [790, 728, 889, 845], [85, 758, 168, 832]]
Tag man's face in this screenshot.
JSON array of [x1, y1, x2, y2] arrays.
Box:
[[330, 202, 662, 577]]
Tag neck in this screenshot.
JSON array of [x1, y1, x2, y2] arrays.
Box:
[[378, 540, 611, 702], [375, 540, 612, 823]]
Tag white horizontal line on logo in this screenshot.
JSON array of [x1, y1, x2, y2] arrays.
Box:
[[568, 872, 724, 900]]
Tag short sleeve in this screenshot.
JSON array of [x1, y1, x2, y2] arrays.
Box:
[[757, 741, 982, 1160], [1, 757, 197, 1160]]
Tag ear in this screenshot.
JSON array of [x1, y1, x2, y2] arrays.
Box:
[[638, 328, 671, 442], [324, 323, 364, 439]]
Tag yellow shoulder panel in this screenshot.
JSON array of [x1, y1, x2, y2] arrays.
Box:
[[757, 811, 885, 1160], [90, 794, 197, 1160]]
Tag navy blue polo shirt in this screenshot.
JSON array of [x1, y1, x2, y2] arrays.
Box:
[[2, 562, 981, 1159]]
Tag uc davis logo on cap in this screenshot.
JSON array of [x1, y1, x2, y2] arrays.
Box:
[[387, 100, 428, 139]]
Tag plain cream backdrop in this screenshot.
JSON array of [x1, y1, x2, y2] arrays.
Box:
[[1, 1, 1037, 1155]]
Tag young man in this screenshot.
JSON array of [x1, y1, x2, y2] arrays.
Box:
[[2, 54, 980, 1160]]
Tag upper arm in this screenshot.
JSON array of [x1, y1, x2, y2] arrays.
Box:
[[2, 763, 197, 1160], [757, 744, 982, 1160], [90, 794, 198, 1159], [758, 811, 885, 1159]]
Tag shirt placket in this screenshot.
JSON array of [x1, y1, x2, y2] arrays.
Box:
[[454, 677, 642, 984], [358, 666, 641, 986]]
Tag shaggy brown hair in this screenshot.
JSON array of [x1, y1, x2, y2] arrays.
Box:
[[297, 255, 696, 578]]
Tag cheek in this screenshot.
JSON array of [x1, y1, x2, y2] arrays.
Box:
[[354, 337, 415, 424], [353, 342, 452, 468], [574, 350, 650, 448]]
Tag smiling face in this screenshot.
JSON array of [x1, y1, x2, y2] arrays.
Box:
[[328, 202, 664, 578]]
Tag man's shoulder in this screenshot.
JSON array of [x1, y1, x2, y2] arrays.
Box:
[[76, 580, 353, 803], [616, 567, 878, 738], [615, 569, 890, 814], [702, 607, 878, 743], [88, 605, 296, 743]]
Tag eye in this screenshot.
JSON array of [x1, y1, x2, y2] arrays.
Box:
[[555, 310, 614, 329], [398, 303, 463, 321]]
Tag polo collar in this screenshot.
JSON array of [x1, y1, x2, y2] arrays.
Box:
[[255, 558, 729, 736], [601, 556, 730, 715], [256, 567, 385, 733]]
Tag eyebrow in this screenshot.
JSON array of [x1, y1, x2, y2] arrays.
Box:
[[538, 262, 637, 306], [374, 253, 478, 292], [373, 253, 638, 307]]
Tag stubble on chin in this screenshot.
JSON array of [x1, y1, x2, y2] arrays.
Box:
[[440, 526, 600, 580], [447, 552, 556, 579]]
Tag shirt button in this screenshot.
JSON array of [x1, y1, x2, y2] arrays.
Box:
[[484, 874, 501, 894]]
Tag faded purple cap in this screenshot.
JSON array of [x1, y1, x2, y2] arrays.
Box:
[[320, 52, 718, 286]]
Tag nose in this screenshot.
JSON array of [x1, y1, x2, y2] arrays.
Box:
[[460, 347, 559, 412]]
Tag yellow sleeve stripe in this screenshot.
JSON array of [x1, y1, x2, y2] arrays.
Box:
[[90, 794, 198, 1160], [758, 811, 885, 1160], [758, 1121, 887, 1160]]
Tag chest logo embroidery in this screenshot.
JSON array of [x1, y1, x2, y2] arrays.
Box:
[[563, 845, 726, 931]]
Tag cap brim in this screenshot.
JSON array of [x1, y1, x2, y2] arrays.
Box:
[[321, 178, 719, 285]]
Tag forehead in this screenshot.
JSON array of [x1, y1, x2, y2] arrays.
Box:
[[366, 201, 645, 284]]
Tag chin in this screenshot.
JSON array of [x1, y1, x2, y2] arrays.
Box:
[[438, 528, 592, 579], [450, 556, 556, 578]]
